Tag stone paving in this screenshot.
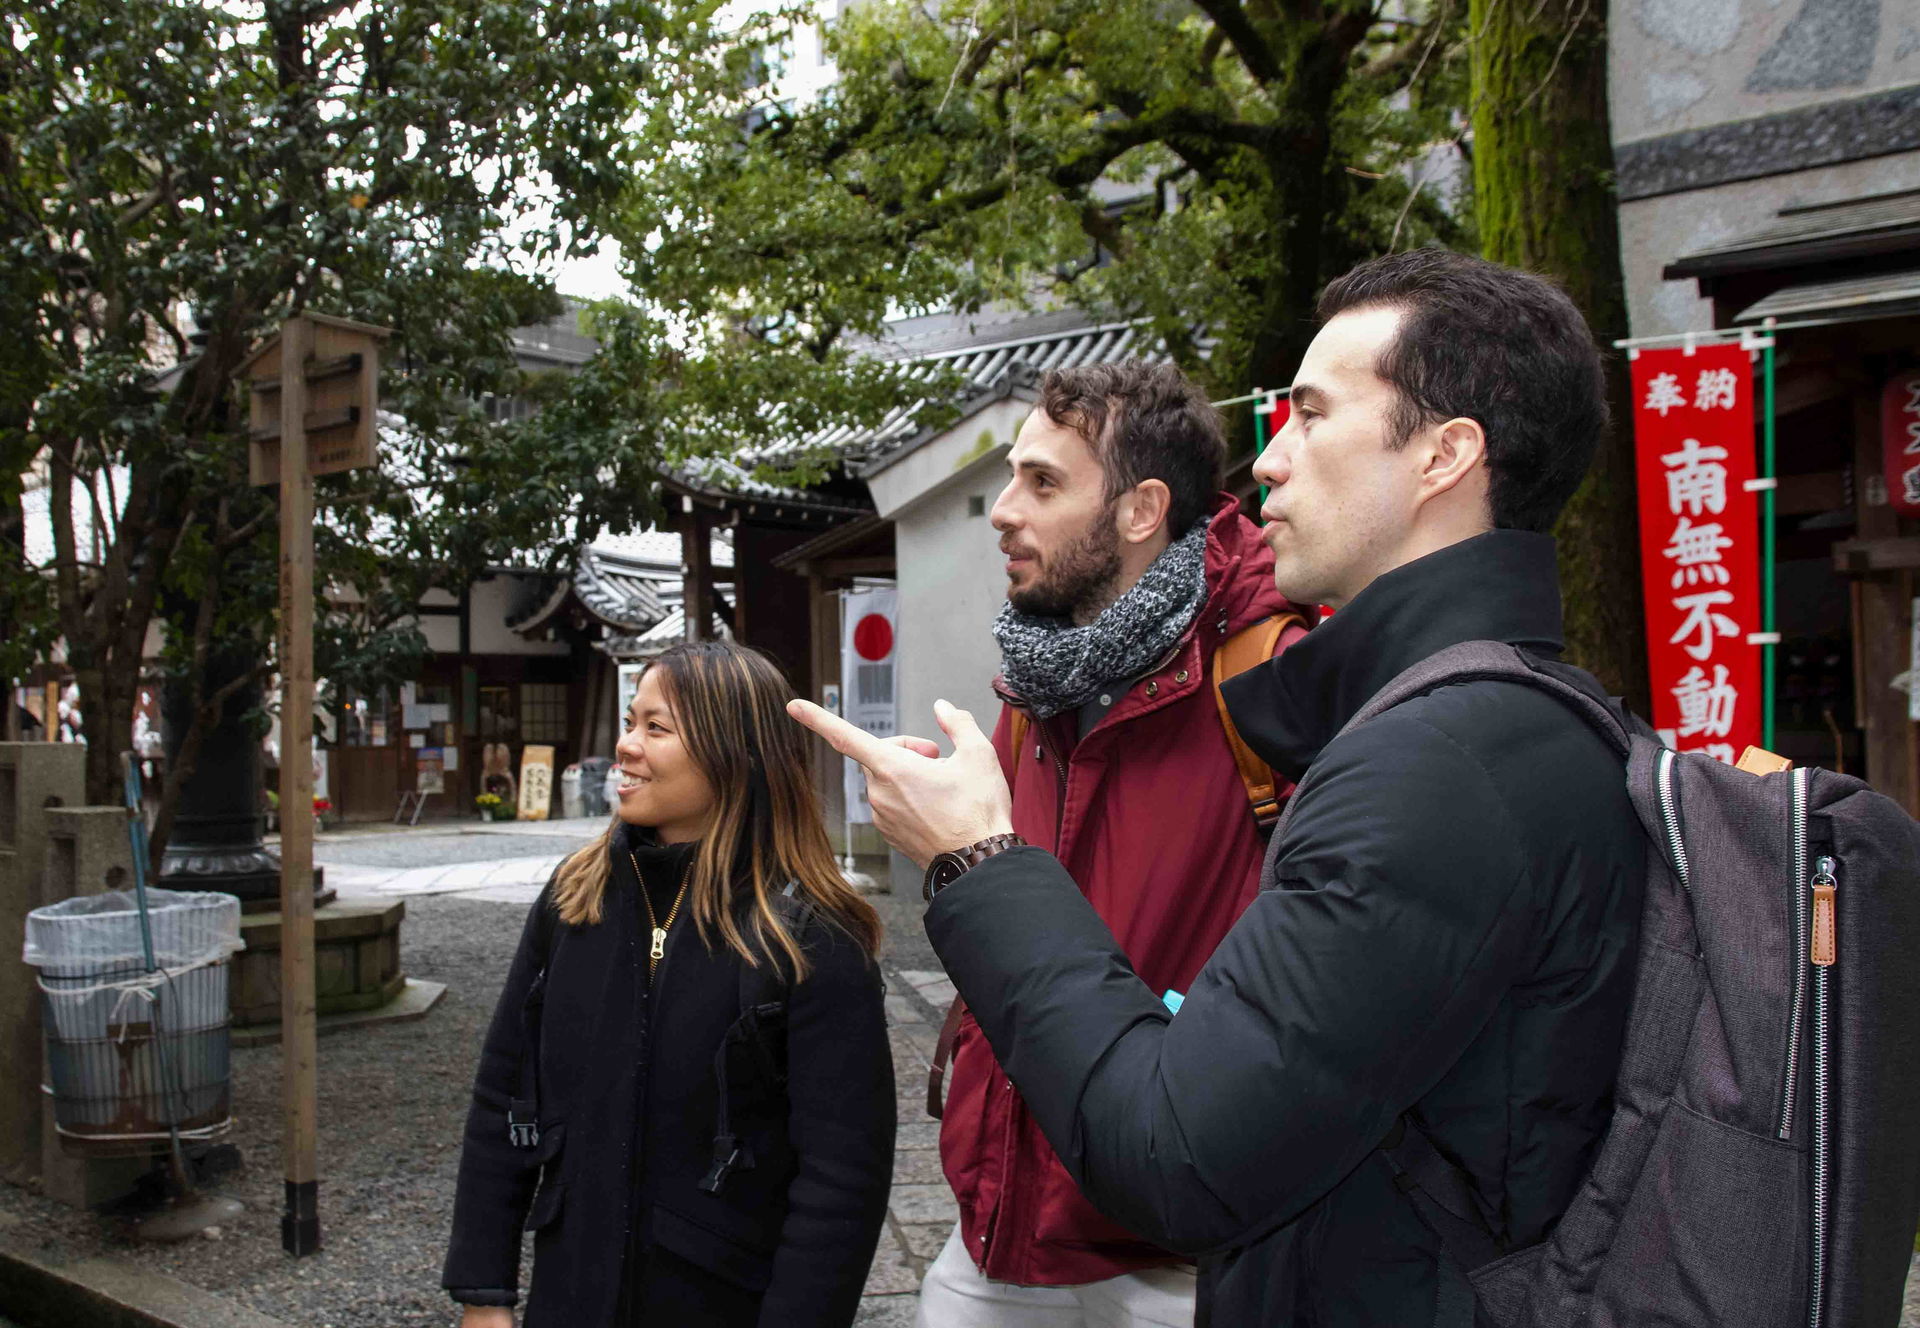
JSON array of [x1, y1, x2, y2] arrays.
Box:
[[308, 822, 1920, 1328]]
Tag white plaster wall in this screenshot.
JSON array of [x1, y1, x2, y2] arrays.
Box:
[[1617, 148, 1920, 336], [866, 396, 1032, 521], [467, 575, 570, 657], [865, 400, 1032, 892], [1611, 0, 1920, 144]]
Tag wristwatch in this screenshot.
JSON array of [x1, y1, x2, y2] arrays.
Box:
[[923, 833, 1027, 902]]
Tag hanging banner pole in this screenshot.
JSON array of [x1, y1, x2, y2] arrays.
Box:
[[1761, 318, 1779, 750]]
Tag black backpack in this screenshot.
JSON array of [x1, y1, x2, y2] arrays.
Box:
[[1292, 641, 1920, 1328]]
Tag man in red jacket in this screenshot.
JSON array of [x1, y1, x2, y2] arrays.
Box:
[[919, 359, 1307, 1326]]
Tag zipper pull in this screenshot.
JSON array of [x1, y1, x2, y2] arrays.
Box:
[[1811, 856, 1837, 968]]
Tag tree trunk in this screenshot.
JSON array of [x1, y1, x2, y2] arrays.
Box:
[[1469, 0, 1648, 714]]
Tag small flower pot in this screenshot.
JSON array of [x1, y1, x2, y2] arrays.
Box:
[[479, 809, 494, 823]]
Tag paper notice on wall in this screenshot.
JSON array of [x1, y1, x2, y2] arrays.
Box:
[[401, 681, 417, 707], [408, 732, 425, 748], [402, 702, 428, 730], [840, 586, 898, 825], [519, 745, 556, 821], [426, 702, 450, 724], [442, 745, 460, 773]]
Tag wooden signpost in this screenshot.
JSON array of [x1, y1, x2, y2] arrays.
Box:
[[240, 312, 389, 1256]]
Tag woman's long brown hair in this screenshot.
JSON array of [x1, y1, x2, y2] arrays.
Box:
[[549, 641, 881, 978]]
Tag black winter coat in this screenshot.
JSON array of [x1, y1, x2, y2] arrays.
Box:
[[925, 531, 1645, 1326], [443, 829, 895, 1327]]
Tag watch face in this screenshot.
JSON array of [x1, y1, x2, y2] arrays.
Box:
[[925, 853, 969, 899]]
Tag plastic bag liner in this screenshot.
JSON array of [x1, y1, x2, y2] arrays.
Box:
[[23, 888, 243, 975], [25, 889, 243, 1149]]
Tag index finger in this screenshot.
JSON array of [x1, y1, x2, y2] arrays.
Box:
[[786, 699, 896, 767]]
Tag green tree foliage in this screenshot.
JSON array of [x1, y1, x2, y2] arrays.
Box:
[[615, 0, 1469, 462], [0, 0, 662, 827], [1468, 0, 1647, 707]]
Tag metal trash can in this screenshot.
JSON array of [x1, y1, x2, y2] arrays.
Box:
[[560, 764, 586, 819], [579, 757, 613, 817], [23, 888, 244, 1157]]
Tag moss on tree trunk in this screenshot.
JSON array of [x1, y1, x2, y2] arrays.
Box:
[[1470, 0, 1648, 712]]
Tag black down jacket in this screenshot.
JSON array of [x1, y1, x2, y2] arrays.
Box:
[[443, 828, 894, 1327], [926, 531, 1645, 1326]]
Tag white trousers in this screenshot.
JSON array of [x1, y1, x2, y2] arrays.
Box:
[[915, 1224, 1197, 1328]]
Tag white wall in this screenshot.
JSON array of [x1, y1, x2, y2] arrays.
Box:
[[864, 395, 1031, 890]]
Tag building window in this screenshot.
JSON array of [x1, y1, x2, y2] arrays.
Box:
[[520, 683, 568, 742], [339, 688, 391, 747], [477, 685, 518, 741]]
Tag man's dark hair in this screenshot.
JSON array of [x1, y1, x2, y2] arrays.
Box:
[[1316, 248, 1608, 533], [1038, 359, 1226, 539]]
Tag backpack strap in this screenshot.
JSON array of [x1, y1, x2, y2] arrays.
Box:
[[507, 894, 560, 1149], [927, 995, 968, 1120], [1271, 640, 1637, 848], [701, 881, 804, 1195], [1213, 613, 1305, 830], [1380, 1115, 1509, 1273], [1008, 710, 1031, 795]]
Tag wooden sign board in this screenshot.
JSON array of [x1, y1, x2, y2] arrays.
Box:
[[243, 313, 390, 486], [518, 745, 555, 821]]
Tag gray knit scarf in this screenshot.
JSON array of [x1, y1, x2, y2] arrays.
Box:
[[993, 519, 1209, 719]]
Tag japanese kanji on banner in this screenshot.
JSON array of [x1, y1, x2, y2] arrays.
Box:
[[1630, 344, 1762, 764]]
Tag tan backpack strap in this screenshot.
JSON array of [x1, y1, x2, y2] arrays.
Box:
[[1212, 613, 1303, 830], [926, 995, 968, 1120], [1007, 708, 1031, 796]]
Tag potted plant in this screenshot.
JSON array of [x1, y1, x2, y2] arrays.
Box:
[[312, 796, 332, 833], [264, 788, 279, 832], [475, 792, 504, 823]]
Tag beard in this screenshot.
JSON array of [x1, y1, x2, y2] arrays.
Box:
[[1006, 508, 1124, 621]]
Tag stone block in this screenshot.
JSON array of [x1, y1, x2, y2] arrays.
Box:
[[231, 899, 409, 1027], [0, 745, 88, 1186]]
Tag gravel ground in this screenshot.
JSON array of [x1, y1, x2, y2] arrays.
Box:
[[0, 864, 948, 1328]]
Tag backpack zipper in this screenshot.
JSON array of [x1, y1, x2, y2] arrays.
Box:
[[1778, 768, 1811, 1141], [1807, 851, 1837, 1328], [1654, 749, 1690, 891]]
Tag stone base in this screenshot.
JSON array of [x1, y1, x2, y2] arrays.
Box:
[[230, 978, 447, 1049], [231, 900, 406, 1028]]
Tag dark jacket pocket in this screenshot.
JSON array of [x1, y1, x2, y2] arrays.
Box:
[[650, 1204, 776, 1292]]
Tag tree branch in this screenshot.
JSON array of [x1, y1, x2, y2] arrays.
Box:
[[1189, 0, 1282, 86]]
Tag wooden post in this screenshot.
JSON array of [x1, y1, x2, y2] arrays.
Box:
[[276, 314, 321, 1256], [1850, 392, 1919, 816]]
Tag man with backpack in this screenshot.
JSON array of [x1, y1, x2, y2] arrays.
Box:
[[918, 359, 1309, 1326], [799, 250, 1650, 1324]]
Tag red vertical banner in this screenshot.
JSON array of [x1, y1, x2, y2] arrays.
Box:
[[1631, 344, 1762, 763], [1881, 370, 1920, 518]]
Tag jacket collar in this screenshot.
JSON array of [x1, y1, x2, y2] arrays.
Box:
[[1221, 530, 1565, 781]]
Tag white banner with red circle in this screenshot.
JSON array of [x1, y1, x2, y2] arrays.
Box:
[[841, 587, 898, 824]]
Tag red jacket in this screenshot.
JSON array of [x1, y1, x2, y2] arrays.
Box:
[[939, 496, 1307, 1285]]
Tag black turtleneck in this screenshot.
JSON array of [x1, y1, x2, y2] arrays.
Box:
[[1221, 529, 1565, 781], [615, 825, 698, 924]]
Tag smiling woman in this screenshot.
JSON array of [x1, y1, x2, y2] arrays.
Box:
[[443, 641, 893, 1328]]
